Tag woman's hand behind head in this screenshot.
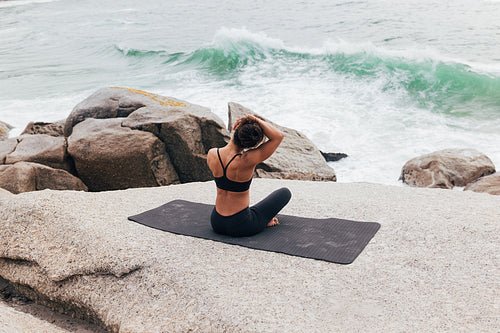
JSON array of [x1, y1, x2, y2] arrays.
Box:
[[232, 115, 260, 131]]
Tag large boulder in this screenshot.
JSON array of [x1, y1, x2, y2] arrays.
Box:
[[5, 134, 73, 172], [64, 88, 153, 137], [399, 148, 496, 189], [227, 102, 337, 181], [0, 121, 13, 140], [464, 172, 500, 195], [0, 162, 87, 194], [66, 87, 230, 186], [122, 102, 230, 183], [68, 118, 179, 191], [21, 120, 65, 137]]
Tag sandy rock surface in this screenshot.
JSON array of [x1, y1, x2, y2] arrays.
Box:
[[0, 180, 499, 332], [1, 276, 105, 333], [0, 301, 68, 333], [0, 188, 13, 196]]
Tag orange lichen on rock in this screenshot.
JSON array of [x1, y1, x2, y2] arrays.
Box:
[[111, 87, 187, 107]]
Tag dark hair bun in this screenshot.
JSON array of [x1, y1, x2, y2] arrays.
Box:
[[234, 122, 264, 149]]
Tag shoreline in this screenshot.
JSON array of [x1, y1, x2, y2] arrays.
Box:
[[1, 179, 499, 332]]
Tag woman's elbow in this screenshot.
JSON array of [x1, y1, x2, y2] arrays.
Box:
[[277, 131, 285, 143]]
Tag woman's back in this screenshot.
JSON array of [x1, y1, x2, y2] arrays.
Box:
[[207, 147, 254, 215], [208, 114, 290, 237], [207, 114, 285, 216]]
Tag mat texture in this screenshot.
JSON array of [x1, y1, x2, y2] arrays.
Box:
[[128, 200, 380, 264]]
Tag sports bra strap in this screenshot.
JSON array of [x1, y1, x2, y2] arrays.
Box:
[[217, 148, 241, 175], [216, 148, 224, 169]]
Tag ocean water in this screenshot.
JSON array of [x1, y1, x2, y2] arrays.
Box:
[[1, 0, 499, 185]]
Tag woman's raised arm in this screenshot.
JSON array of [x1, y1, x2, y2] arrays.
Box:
[[241, 115, 284, 165]]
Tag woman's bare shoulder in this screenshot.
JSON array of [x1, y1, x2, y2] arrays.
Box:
[[207, 148, 218, 167], [207, 147, 218, 158]]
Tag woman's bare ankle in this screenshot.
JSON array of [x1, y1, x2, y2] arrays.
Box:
[[267, 217, 279, 227]]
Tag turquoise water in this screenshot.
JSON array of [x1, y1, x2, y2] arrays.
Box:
[[1, 0, 499, 184]]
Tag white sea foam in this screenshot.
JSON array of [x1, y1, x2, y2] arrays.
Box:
[[2, 94, 87, 137], [155, 44, 500, 185], [212, 27, 286, 51], [209, 27, 500, 78]]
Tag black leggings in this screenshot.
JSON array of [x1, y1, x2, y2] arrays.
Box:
[[211, 187, 292, 237]]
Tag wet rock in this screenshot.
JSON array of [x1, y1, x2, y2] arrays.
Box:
[[321, 151, 348, 162], [228, 102, 336, 181], [400, 148, 495, 189]]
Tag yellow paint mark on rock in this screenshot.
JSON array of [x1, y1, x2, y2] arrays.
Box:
[[111, 87, 187, 107], [0, 125, 8, 136]]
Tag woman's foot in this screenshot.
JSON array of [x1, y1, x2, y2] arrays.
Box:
[[267, 217, 279, 227]]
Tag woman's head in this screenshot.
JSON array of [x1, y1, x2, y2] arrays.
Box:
[[233, 116, 264, 149]]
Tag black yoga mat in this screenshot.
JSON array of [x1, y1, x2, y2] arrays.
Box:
[[128, 200, 380, 264]]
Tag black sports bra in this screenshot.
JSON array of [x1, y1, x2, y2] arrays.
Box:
[[214, 148, 252, 192]]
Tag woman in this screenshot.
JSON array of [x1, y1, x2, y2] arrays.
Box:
[[207, 115, 291, 237]]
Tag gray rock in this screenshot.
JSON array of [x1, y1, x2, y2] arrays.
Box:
[[0, 138, 18, 164], [0, 162, 87, 194], [65, 87, 230, 186], [0, 121, 13, 140], [0, 162, 35, 193], [21, 120, 65, 137], [64, 87, 153, 137], [5, 134, 73, 172], [464, 172, 500, 195], [122, 100, 230, 183], [64, 87, 207, 137], [400, 148, 496, 189], [228, 102, 337, 181], [67, 118, 179, 192], [34, 163, 88, 192]]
